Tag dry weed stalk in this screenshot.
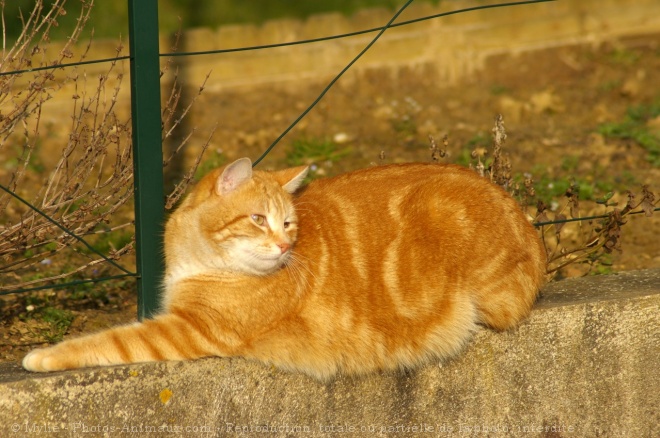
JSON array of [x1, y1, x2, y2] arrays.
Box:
[[0, 1, 211, 292], [537, 184, 658, 275], [428, 134, 447, 162], [1, 0, 93, 200]]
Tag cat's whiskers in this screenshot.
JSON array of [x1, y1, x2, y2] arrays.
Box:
[[284, 252, 315, 293], [284, 262, 306, 294], [287, 251, 318, 279]]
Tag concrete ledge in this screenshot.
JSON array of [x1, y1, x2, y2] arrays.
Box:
[[1, 270, 658, 437]]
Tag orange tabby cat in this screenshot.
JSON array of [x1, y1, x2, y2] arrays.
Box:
[[23, 158, 547, 379]]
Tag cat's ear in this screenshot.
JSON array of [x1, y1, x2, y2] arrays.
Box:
[[215, 158, 253, 195], [278, 166, 309, 194]]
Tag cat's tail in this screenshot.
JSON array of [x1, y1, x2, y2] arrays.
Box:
[[22, 312, 225, 372]]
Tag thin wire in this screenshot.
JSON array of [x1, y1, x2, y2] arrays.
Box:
[[163, 0, 556, 58], [533, 207, 660, 228], [0, 273, 136, 296], [0, 55, 131, 77], [0, 184, 136, 276], [252, 0, 418, 166]]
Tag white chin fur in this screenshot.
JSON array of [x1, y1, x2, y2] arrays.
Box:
[[244, 253, 287, 275], [229, 244, 287, 275]]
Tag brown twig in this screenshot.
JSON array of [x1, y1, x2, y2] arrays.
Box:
[[0, 0, 211, 292]]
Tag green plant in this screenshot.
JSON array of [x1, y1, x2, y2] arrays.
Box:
[[606, 48, 640, 66], [286, 137, 351, 180], [489, 84, 510, 95], [598, 79, 622, 92], [532, 175, 612, 204], [465, 132, 491, 149], [194, 149, 227, 180], [39, 307, 74, 342], [389, 97, 422, 140], [588, 253, 614, 276], [391, 115, 418, 137], [598, 100, 660, 167], [560, 155, 579, 172], [453, 133, 491, 167], [66, 280, 114, 304]]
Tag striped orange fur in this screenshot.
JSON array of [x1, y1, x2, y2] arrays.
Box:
[[23, 158, 547, 379]]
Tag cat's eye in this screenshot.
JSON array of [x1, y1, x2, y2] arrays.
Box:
[[283, 221, 291, 229], [251, 214, 266, 226]]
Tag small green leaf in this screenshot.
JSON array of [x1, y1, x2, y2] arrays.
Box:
[[595, 192, 614, 204]]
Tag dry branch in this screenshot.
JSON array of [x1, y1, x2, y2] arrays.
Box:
[[0, 0, 211, 292]]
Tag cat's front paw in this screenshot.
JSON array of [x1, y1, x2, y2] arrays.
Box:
[[22, 347, 61, 372]]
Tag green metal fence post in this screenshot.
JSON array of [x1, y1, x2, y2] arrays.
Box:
[[127, 0, 164, 320]]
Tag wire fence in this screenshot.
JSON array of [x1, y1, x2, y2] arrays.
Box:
[[12, 0, 654, 320]]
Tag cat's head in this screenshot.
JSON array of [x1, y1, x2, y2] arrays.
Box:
[[166, 158, 308, 277]]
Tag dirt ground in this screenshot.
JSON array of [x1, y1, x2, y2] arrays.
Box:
[[1, 33, 659, 364]]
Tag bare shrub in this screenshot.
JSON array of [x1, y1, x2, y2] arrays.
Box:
[[0, 0, 210, 293]]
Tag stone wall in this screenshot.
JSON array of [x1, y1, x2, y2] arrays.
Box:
[[171, 0, 660, 90]]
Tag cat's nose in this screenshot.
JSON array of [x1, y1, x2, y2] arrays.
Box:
[[277, 243, 291, 254]]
